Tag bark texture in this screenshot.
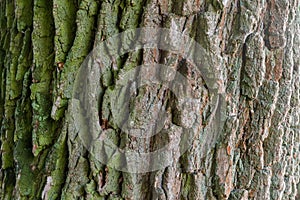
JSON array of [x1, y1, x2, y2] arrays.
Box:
[[0, 0, 299, 199]]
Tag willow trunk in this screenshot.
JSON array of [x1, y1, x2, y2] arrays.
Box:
[[0, 0, 299, 199]]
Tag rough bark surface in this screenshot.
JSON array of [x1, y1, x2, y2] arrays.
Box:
[[0, 0, 299, 199]]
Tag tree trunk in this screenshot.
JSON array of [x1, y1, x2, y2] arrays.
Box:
[[0, 0, 299, 199]]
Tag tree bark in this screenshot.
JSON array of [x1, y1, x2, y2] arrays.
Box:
[[0, 0, 299, 199]]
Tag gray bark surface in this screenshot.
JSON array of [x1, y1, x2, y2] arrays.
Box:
[[0, 0, 299, 199]]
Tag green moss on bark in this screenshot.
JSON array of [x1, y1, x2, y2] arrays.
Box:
[[31, 0, 56, 155], [51, 0, 98, 121]]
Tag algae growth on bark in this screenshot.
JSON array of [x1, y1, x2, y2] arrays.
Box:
[[0, 0, 299, 199]]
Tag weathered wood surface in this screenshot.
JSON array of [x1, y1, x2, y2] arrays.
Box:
[[0, 0, 299, 199]]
